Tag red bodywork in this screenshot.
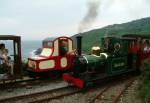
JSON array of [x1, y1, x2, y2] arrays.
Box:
[[136, 52, 150, 67], [27, 36, 75, 72], [63, 74, 84, 88], [28, 55, 74, 72]]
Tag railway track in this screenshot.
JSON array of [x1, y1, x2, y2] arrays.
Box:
[[0, 76, 61, 90], [0, 86, 81, 103], [0, 76, 38, 84], [88, 77, 135, 103], [0, 76, 39, 88], [30, 86, 81, 103], [0, 75, 137, 103]]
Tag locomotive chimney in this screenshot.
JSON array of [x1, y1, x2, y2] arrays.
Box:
[[76, 36, 82, 56]]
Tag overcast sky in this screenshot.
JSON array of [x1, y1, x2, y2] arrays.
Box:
[[0, 0, 150, 40]]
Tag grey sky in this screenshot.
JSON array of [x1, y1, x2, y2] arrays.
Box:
[[0, 0, 150, 40]]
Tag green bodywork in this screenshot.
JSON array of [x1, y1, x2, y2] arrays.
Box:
[[77, 37, 138, 87], [83, 37, 131, 75], [100, 37, 132, 75], [83, 54, 128, 75], [106, 56, 128, 75], [83, 55, 106, 72]]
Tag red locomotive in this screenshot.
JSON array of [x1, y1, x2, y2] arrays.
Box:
[[27, 36, 75, 74]]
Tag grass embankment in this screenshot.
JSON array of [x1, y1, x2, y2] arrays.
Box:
[[139, 58, 150, 103], [72, 17, 150, 53]]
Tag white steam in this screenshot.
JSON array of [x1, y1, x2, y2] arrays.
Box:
[[78, 0, 101, 33]]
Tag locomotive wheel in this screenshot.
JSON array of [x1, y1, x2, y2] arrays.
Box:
[[48, 71, 61, 79], [27, 71, 39, 78]]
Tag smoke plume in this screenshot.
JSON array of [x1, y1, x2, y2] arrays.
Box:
[[78, 0, 100, 33]]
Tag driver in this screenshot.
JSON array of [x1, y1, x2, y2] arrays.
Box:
[[103, 38, 114, 53], [60, 40, 76, 56], [114, 43, 121, 53], [60, 41, 67, 56]]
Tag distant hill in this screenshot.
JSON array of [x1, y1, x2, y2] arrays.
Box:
[[72, 17, 150, 53]]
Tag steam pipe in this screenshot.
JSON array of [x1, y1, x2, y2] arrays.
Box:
[[76, 36, 82, 56]]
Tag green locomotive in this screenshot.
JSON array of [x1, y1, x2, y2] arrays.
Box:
[[63, 36, 139, 88]]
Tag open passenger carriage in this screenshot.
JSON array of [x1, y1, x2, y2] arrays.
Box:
[[123, 34, 150, 69], [0, 35, 22, 81]]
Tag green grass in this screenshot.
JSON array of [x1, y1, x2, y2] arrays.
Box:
[[139, 58, 150, 103]]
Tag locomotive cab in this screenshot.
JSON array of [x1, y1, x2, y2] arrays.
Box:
[[27, 36, 75, 73]]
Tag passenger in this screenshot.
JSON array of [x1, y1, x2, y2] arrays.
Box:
[[0, 44, 8, 63], [0, 43, 13, 76], [129, 41, 138, 54], [143, 40, 150, 53]]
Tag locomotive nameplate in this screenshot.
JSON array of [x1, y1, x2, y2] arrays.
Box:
[[114, 62, 125, 68], [111, 57, 127, 73]]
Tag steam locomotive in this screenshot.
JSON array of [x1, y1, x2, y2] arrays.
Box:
[[0, 34, 149, 85], [63, 35, 150, 88], [26, 34, 150, 88]]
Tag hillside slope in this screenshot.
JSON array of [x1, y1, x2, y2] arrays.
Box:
[[72, 17, 150, 53]]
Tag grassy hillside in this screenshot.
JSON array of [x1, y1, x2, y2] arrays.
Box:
[[72, 17, 150, 53], [139, 58, 150, 103]]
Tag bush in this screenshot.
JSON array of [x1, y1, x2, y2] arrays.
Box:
[[139, 58, 150, 103]]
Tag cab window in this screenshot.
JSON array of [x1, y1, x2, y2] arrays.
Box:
[[43, 41, 53, 48], [40, 48, 52, 57]]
